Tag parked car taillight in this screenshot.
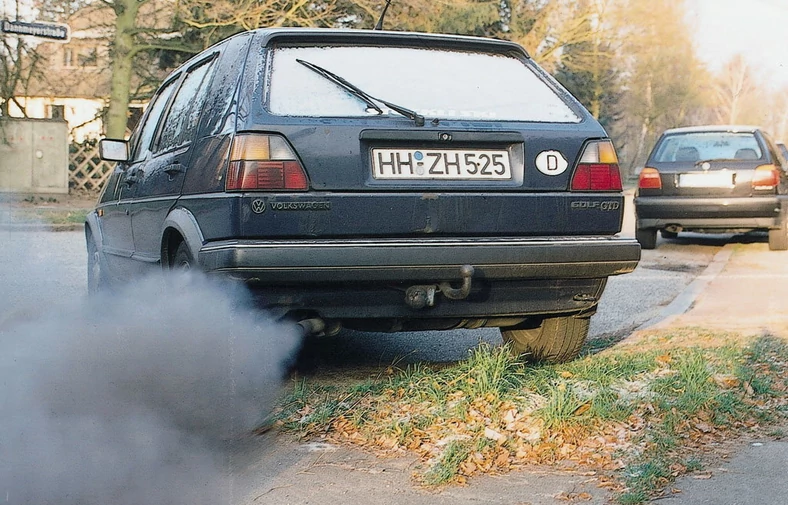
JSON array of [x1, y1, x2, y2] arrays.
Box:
[[225, 134, 309, 191], [752, 164, 780, 190], [570, 140, 622, 191], [638, 167, 662, 190]]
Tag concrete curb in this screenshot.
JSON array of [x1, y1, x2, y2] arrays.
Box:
[[635, 244, 734, 331]]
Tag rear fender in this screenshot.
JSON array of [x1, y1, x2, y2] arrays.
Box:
[[85, 210, 103, 249], [161, 207, 205, 267]]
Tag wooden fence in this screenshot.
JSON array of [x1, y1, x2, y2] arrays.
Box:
[[68, 142, 114, 193]]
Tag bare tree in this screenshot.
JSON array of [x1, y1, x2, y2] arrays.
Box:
[[0, 0, 49, 118], [101, 0, 197, 138], [713, 55, 756, 125], [612, 0, 706, 172], [554, 0, 623, 126], [100, 0, 352, 138], [0, 36, 46, 117], [179, 0, 340, 39]]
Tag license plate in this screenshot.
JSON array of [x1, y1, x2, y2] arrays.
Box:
[[678, 171, 734, 188], [372, 148, 512, 180]]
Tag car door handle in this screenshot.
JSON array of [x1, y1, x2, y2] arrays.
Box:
[[164, 163, 185, 175]]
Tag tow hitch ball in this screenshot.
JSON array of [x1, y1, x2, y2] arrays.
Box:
[[405, 265, 475, 309]]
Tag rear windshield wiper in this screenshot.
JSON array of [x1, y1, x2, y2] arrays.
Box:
[[296, 59, 426, 127]]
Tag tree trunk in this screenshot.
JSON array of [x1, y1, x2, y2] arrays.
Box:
[[629, 80, 653, 173], [106, 0, 141, 139]]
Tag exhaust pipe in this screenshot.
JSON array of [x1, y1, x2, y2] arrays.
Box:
[[665, 224, 683, 233], [296, 318, 326, 336]]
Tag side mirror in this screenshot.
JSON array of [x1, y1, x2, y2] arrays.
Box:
[[99, 139, 129, 162]]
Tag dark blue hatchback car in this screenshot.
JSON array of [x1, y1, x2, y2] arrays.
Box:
[[635, 125, 788, 250], [90, 28, 640, 363]]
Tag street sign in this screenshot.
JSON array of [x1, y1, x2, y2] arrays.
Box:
[[1, 20, 70, 42]]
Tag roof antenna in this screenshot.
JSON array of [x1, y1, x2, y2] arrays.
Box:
[[374, 0, 393, 30]]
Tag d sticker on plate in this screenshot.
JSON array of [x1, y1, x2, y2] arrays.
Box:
[[535, 150, 568, 176]]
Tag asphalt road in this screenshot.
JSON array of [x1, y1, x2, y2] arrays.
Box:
[[0, 229, 86, 318]]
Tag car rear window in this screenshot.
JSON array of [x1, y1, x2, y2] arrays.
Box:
[[652, 132, 763, 163], [266, 45, 580, 123]]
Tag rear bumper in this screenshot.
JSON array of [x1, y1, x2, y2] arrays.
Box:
[[198, 236, 641, 283], [198, 235, 639, 319], [635, 196, 783, 230]]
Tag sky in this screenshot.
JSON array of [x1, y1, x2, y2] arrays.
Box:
[[687, 0, 788, 89]]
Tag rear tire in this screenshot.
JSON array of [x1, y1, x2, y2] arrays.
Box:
[[172, 241, 195, 270], [660, 229, 678, 239], [86, 233, 108, 294], [501, 315, 590, 364], [636, 228, 657, 249], [768, 218, 788, 251]]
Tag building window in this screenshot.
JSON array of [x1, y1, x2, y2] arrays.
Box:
[[48, 104, 65, 120], [63, 48, 74, 67]]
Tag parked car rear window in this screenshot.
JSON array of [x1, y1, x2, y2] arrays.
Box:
[[652, 132, 763, 163], [266, 45, 580, 123]]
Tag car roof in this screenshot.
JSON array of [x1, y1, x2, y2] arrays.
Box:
[[164, 27, 533, 86], [662, 125, 762, 135], [251, 27, 529, 55]]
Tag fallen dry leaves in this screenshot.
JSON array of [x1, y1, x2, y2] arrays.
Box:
[[274, 332, 788, 500]]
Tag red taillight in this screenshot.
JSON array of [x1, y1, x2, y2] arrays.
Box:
[[570, 140, 622, 191], [225, 134, 308, 191], [571, 164, 622, 191], [638, 167, 662, 190], [752, 164, 779, 190]]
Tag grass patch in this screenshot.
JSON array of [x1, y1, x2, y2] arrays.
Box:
[[4, 207, 89, 226], [423, 439, 474, 485], [270, 332, 788, 501], [31, 208, 89, 225]]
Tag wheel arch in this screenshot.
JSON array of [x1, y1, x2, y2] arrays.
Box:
[[85, 210, 103, 247], [161, 207, 205, 269]]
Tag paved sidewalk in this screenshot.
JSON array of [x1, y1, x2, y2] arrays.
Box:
[[649, 242, 788, 338], [635, 242, 788, 504], [233, 434, 614, 505], [659, 435, 788, 505]]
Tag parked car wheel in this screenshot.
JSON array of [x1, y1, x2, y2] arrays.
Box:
[[172, 241, 194, 270], [501, 315, 590, 364], [86, 233, 108, 294], [768, 218, 788, 251], [636, 228, 657, 249], [660, 229, 678, 239]]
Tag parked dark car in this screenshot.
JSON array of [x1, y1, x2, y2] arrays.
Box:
[[634, 125, 788, 250], [88, 28, 640, 363]]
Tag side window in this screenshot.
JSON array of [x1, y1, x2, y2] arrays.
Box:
[[762, 132, 786, 169], [155, 58, 217, 153], [130, 78, 178, 163]]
